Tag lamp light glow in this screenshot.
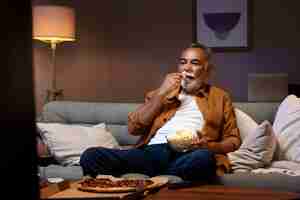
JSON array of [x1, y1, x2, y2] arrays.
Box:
[[32, 5, 75, 102]]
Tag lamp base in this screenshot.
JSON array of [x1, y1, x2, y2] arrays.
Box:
[[46, 89, 63, 102]]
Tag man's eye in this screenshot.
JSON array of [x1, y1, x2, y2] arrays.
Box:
[[179, 60, 186, 64], [191, 60, 201, 65]]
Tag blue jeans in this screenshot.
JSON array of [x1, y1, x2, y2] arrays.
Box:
[[79, 143, 216, 181]]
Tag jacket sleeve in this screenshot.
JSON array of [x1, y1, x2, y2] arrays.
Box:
[[128, 90, 164, 136], [207, 93, 241, 154], [220, 93, 241, 152]]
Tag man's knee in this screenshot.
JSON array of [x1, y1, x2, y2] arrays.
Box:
[[79, 147, 100, 176], [80, 147, 99, 165], [167, 149, 216, 181], [185, 149, 216, 177], [189, 149, 215, 163], [186, 149, 216, 172], [80, 147, 124, 177]]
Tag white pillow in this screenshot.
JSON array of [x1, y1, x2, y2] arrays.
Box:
[[234, 108, 258, 141], [37, 123, 120, 166], [273, 95, 300, 162], [270, 160, 300, 171], [228, 121, 277, 172]]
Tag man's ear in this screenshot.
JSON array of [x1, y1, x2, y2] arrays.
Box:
[[203, 62, 212, 82], [203, 62, 210, 72]]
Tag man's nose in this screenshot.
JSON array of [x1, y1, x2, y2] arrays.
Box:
[[183, 64, 193, 72]]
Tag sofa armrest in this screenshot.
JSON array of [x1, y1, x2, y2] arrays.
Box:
[[38, 155, 57, 167]]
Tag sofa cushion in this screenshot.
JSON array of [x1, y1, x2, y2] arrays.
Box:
[[228, 121, 277, 172], [234, 108, 258, 141], [273, 95, 300, 162], [37, 123, 120, 166], [40, 165, 83, 180], [106, 124, 139, 145], [252, 161, 300, 176], [270, 160, 300, 171], [212, 172, 300, 193]]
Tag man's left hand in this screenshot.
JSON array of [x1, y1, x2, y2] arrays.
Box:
[[190, 135, 208, 149]]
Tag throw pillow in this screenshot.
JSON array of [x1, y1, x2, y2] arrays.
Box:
[[273, 95, 300, 162], [36, 126, 52, 157], [234, 108, 258, 141], [228, 120, 277, 172], [37, 122, 120, 166]]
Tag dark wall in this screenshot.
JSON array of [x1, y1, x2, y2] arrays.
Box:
[[33, 0, 300, 113]]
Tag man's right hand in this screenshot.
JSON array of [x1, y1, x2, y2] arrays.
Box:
[[158, 73, 182, 99]]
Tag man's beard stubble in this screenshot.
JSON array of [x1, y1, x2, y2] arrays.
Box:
[[181, 79, 205, 95]]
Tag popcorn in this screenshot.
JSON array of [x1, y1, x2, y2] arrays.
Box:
[[181, 71, 194, 79], [166, 129, 195, 152]]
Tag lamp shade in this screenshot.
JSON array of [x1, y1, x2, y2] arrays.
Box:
[[33, 5, 75, 43]]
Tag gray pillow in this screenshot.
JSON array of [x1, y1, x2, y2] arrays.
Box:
[[37, 111, 67, 123], [228, 121, 277, 172]]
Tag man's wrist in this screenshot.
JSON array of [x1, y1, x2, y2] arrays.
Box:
[[157, 88, 167, 98], [154, 90, 169, 104], [152, 92, 167, 106]]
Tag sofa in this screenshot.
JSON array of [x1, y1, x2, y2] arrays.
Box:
[[38, 101, 300, 193]]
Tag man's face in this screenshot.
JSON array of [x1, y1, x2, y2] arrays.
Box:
[[178, 48, 210, 94]]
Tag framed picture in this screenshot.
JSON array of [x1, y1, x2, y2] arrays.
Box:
[[193, 0, 251, 51]]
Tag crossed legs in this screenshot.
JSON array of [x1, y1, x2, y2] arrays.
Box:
[[80, 144, 216, 181]]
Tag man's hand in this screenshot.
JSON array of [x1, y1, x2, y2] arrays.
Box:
[[190, 134, 208, 149], [158, 73, 182, 99]]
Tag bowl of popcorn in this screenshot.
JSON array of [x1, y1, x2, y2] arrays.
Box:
[[166, 129, 195, 152]]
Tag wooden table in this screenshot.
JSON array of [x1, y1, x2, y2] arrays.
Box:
[[144, 185, 300, 200], [40, 181, 300, 200]]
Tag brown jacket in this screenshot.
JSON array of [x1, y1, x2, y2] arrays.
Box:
[[128, 85, 241, 175]]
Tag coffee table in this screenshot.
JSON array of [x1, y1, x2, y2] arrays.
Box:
[[144, 185, 300, 200], [40, 181, 300, 200]]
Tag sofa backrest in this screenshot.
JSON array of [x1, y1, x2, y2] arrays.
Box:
[[40, 101, 280, 145], [233, 102, 280, 123], [40, 101, 140, 145]]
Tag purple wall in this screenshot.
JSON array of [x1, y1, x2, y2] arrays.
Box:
[[33, 0, 300, 113], [211, 1, 300, 100]]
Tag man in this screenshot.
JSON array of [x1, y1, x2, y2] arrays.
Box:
[[80, 42, 241, 181]]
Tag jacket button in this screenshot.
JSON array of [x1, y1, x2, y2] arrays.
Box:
[[163, 118, 167, 122]]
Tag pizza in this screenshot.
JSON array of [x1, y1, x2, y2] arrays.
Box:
[[77, 176, 159, 193]]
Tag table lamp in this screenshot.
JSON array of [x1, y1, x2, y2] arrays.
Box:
[[33, 5, 75, 102]]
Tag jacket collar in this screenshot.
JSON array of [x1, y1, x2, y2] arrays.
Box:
[[195, 83, 210, 98]]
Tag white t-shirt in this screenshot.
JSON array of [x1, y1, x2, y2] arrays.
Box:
[[148, 92, 205, 145]]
